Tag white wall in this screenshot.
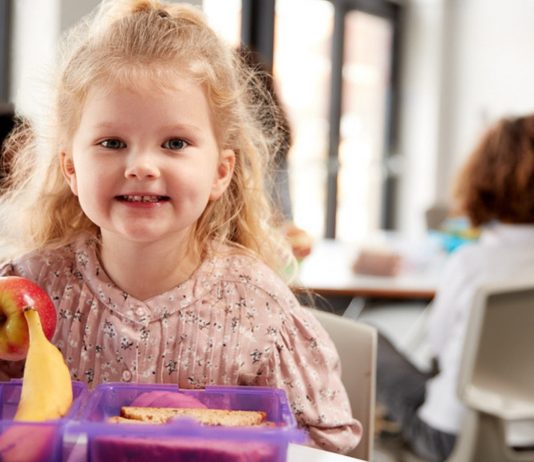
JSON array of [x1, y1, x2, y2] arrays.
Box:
[[9, 0, 201, 114], [445, 0, 534, 177], [60, 0, 100, 32], [396, 0, 447, 235], [398, 0, 534, 235], [10, 0, 60, 117]]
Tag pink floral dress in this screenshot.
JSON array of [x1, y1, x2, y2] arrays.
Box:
[[0, 233, 362, 453]]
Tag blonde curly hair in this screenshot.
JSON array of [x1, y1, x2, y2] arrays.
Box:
[[0, 0, 296, 279]]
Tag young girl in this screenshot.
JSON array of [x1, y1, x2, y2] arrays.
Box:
[[0, 0, 361, 454], [375, 114, 534, 461]]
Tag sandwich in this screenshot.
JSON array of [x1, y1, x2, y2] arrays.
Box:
[[108, 406, 268, 426]]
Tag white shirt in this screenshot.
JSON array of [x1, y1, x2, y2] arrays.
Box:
[[418, 223, 534, 438]]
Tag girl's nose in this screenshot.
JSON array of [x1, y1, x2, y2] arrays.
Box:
[[124, 152, 161, 180]]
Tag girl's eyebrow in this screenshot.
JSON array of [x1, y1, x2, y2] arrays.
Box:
[[162, 123, 203, 135], [91, 122, 124, 130], [92, 122, 203, 135]]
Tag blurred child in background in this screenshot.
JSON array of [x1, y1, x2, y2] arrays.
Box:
[[375, 114, 534, 461]]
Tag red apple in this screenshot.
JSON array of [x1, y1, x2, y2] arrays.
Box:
[[0, 276, 57, 360]]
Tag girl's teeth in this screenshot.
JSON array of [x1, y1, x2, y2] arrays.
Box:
[[124, 195, 160, 202]]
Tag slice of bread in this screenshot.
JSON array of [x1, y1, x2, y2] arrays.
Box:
[[107, 416, 147, 424], [118, 407, 267, 427]]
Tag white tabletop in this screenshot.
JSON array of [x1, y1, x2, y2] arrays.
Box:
[[64, 440, 364, 462], [288, 443, 365, 461], [295, 234, 447, 299], [64, 439, 363, 461]]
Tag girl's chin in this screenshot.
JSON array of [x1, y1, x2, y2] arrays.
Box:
[[100, 228, 190, 245]]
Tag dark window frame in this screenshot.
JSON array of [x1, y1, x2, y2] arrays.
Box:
[[0, 0, 11, 103], [242, 0, 402, 237]]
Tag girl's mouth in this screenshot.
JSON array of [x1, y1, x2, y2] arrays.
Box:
[[116, 195, 170, 203]]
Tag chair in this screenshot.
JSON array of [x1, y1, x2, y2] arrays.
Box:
[[425, 203, 449, 230], [447, 281, 534, 462], [310, 308, 377, 461]]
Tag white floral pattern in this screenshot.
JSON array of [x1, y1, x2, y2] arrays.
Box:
[[0, 233, 362, 453]]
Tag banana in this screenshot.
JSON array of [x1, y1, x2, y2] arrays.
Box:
[[14, 307, 73, 421]]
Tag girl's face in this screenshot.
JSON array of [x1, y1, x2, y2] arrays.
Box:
[[62, 76, 234, 247]]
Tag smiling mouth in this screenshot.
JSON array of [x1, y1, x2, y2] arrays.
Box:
[[117, 195, 170, 203]]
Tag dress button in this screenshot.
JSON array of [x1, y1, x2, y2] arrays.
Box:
[[122, 370, 132, 382], [135, 307, 145, 316]]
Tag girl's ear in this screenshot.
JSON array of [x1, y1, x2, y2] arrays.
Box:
[[60, 152, 78, 196], [209, 149, 236, 201]]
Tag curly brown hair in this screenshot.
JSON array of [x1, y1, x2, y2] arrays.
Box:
[[453, 114, 534, 227]]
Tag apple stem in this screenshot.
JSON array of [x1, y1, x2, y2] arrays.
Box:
[[23, 306, 36, 312]]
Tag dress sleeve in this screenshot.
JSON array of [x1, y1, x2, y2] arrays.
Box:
[[258, 304, 362, 454]]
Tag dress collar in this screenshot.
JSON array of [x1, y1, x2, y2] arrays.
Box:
[[72, 232, 217, 323]]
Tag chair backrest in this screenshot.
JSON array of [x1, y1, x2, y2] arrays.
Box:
[[425, 203, 449, 230], [458, 281, 534, 418], [310, 309, 377, 461], [448, 281, 534, 462]]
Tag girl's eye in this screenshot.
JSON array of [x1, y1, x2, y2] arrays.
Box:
[[100, 139, 126, 149], [162, 138, 188, 150]]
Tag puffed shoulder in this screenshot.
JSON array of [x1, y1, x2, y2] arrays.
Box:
[[262, 305, 362, 453], [213, 252, 302, 306], [0, 234, 95, 291]]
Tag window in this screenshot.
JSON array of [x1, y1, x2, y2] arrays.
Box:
[[202, 0, 242, 48], [273, 0, 333, 238], [336, 10, 395, 242], [203, 0, 401, 242]]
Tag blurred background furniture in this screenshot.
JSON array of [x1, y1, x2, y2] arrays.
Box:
[[0, 102, 14, 185], [296, 236, 446, 302], [0, 102, 14, 141], [425, 203, 449, 231], [288, 443, 366, 461], [447, 281, 534, 462], [311, 308, 377, 461]]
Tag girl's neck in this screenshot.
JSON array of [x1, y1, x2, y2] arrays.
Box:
[[98, 233, 201, 301]]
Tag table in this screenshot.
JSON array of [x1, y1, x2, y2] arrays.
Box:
[[294, 235, 447, 300], [288, 443, 365, 461], [64, 439, 365, 462]]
